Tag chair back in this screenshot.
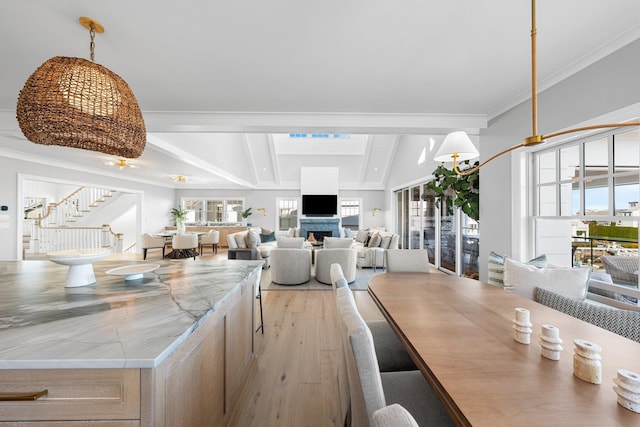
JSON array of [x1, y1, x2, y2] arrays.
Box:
[[336, 286, 386, 427], [372, 404, 419, 427], [315, 248, 358, 284], [385, 249, 430, 273], [172, 234, 198, 250], [141, 233, 164, 249], [201, 229, 220, 244]]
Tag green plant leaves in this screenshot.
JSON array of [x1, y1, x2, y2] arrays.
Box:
[[424, 160, 479, 221]]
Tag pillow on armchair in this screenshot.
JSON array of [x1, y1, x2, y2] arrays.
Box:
[[488, 251, 548, 289], [504, 258, 591, 300]]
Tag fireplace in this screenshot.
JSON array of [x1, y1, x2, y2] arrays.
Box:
[[300, 218, 340, 241], [307, 230, 332, 243]]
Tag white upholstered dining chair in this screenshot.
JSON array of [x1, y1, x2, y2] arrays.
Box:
[[140, 233, 166, 260]]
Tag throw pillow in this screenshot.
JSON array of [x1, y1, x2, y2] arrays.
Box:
[[487, 251, 548, 289], [368, 233, 382, 248], [363, 235, 372, 247], [278, 237, 304, 249], [234, 233, 247, 248], [380, 234, 392, 250], [260, 231, 276, 243], [261, 227, 273, 235], [287, 228, 296, 238], [504, 258, 591, 300], [344, 228, 355, 238], [355, 229, 369, 243], [246, 229, 261, 248]]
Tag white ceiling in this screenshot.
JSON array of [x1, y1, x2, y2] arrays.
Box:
[[2, 0, 640, 189]]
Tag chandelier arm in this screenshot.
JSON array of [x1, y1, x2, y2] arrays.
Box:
[[543, 122, 640, 140], [453, 143, 526, 176], [531, 0, 538, 139]]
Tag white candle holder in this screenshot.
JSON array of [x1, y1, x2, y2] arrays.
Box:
[[539, 324, 563, 361], [573, 339, 602, 384], [613, 369, 640, 413], [512, 308, 533, 344]]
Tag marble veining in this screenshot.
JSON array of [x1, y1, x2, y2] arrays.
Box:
[[0, 259, 263, 369]]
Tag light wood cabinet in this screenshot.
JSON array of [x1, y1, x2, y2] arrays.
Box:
[[0, 272, 258, 426]]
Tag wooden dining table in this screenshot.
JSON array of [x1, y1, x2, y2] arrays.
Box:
[[368, 272, 640, 426]]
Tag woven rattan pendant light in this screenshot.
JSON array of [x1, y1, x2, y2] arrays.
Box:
[[16, 17, 146, 158]]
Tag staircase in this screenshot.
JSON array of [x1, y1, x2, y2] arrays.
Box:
[[25, 186, 124, 256]]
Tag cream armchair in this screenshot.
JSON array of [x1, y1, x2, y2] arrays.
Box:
[[199, 229, 220, 254], [270, 247, 312, 285], [315, 248, 357, 285], [141, 233, 166, 260]]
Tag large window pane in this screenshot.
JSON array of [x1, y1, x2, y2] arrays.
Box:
[[614, 177, 639, 215], [584, 177, 609, 215], [538, 151, 556, 184], [206, 200, 223, 223], [422, 185, 436, 264], [410, 186, 421, 249], [278, 199, 298, 230], [461, 213, 479, 278], [340, 199, 360, 230], [584, 137, 609, 178], [538, 184, 556, 216], [559, 144, 579, 181], [614, 129, 640, 173], [440, 203, 456, 272], [560, 183, 577, 216]]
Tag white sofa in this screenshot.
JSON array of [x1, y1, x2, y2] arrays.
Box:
[[227, 229, 280, 268], [351, 229, 399, 269]]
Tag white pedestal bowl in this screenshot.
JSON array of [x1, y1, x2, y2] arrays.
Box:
[[47, 248, 111, 287]]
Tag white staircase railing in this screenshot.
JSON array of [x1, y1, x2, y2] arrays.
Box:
[[29, 223, 123, 254], [26, 186, 124, 255]]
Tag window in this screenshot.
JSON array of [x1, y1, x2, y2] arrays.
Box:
[[277, 198, 299, 231], [394, 183, 479, 278], [181, 198, 245, 224], [340, 199, 361, 230], [531, 128, 639, 268]]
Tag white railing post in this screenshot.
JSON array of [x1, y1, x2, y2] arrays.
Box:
[[115, 233, 124, 253], [102, 224, 111, 248]]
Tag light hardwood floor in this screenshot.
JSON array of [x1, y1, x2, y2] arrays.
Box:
[[104, 249, 383, 426], [231, 289, 382, 427]]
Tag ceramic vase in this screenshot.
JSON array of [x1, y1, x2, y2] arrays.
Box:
[[613, 369, 640, 413], [539, 324, 563, 361], [573, 339, 602, 384], [512, 308, 533, 344]]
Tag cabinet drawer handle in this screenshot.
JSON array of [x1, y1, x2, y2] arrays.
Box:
[[0, 389, 48, 401]]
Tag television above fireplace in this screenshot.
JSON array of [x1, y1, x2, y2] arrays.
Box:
[[302, 194, 337, 217]]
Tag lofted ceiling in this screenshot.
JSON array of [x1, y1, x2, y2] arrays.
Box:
[[1, 0, 640, 189]]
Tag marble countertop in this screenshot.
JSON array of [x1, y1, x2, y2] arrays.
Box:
[[0, 259, 263, 369]]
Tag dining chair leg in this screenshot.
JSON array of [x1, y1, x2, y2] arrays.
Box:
[[143, 248, 147, 260]]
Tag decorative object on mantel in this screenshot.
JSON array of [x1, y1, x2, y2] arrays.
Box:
[[613, 369, 640, 413], [171, 206, 188, 235], [46, 248, 111, 287], [432, 0, 640, 177], [539, 324, 563, 360], [105, 158, 137, 169], [307, 232, 317, 244], [422, 160, 479, 221], [513, 308, 533, 344], [16, 16, 146, 158], [573, 339, 602, 384]]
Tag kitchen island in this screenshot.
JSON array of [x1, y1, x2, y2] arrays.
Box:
[[0, 258, 263, 426]]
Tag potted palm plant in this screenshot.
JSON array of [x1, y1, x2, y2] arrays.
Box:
[[171, 206, 188, 234], [239, 207, 253, 226]]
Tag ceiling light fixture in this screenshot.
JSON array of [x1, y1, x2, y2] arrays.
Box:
[[16, 16, 147, 158], [106, 158, 137, 169], [171, 175, 189, 183], [435, 0, 640, 176]]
